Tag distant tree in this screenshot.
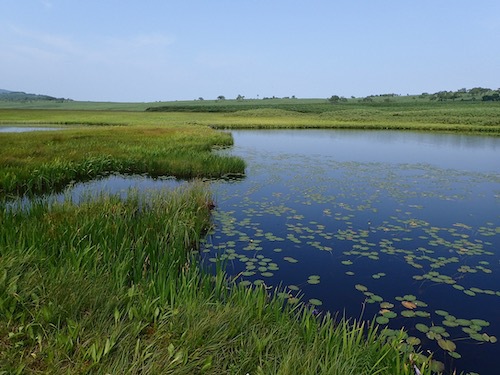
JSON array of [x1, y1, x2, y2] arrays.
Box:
[[482, 93, 500, 101], [468, 87, 490, 96], [217, 95, 226, 101], [198, 97, 204, 101], [291, 95, 296, 99], [433, 91, 451, 101], [236, 94, 245, 101], [328, 95, 341, 104]]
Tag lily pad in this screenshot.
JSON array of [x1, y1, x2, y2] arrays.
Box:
[[435, 310, 449, 317], [403, 294, 417, 301], [443, 320, 459, 328], [402, 301, 417, 309], [415, 311, 430, 318], [437, 339, 456, 352], [429, 326, 446, 334], [355, 284, 368, 292], [448, 351, 461, 359], [307, 278, 320, 285], [309, 298, 323, 306], [415, 324, 429, 333], [376, 316, 389, 325], [401, 310, 416, 318], [406, 336, 421, 346], [382, 311, 397, 319], [470, 319, 490, 327], [380, 302, 394, 309]]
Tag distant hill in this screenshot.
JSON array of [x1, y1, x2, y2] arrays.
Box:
[[0, 89, 71, 102]]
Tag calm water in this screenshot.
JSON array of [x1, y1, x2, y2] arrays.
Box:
[[203, 130, 500, 375]]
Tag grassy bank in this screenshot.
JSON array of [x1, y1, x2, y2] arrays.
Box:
[[0, 120, 244, 197], [0, 186, 438, 374]]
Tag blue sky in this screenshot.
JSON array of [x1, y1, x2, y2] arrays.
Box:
[[1, 0, 499, 102]]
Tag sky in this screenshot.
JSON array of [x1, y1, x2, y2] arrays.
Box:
[[1, 0, 499, 102]]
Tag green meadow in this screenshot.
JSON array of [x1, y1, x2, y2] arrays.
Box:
[[0, 115, 244, 197], [1, 96, 499, 133], [1, 98, 498, 374]]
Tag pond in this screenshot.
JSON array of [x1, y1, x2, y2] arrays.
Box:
[[203, 130, 499, 375]]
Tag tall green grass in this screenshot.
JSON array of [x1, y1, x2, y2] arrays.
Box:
[[0, 124, 245, 197], [0, 187, 438, 374]]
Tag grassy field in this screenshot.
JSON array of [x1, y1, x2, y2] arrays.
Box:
[[1, 97, 499, 133]]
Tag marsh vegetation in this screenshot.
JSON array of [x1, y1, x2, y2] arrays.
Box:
[[0, 100, 498, 374]]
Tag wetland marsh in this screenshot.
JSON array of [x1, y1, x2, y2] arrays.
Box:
[[13, 128, 497, 374], [1, 104, 499, 374]]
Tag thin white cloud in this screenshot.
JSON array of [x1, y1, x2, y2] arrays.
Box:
[[6, 25, 175, 66], [10, 26, 80, 56]]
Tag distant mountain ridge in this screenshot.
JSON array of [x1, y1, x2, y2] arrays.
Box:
[[0, 89, 70, 101]]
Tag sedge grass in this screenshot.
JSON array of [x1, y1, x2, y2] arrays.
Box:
[[0, 122, 245, 197], [0, 186, 438, 374]]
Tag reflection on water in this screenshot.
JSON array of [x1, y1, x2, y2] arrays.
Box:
[[5, 174, 183, 210], [65, 174, 182, 201], [206, 130, 500, 375], [232, 129, 500, 172]]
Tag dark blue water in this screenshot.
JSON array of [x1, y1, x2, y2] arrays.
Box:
[[204, 130, 500, 375]]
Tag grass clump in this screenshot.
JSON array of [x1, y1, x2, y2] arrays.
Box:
[[0, 186, 435, 374], [0, 123, 245, 197]]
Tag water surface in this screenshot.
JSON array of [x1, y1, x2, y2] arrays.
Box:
[[204, 130, 499, 375]]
